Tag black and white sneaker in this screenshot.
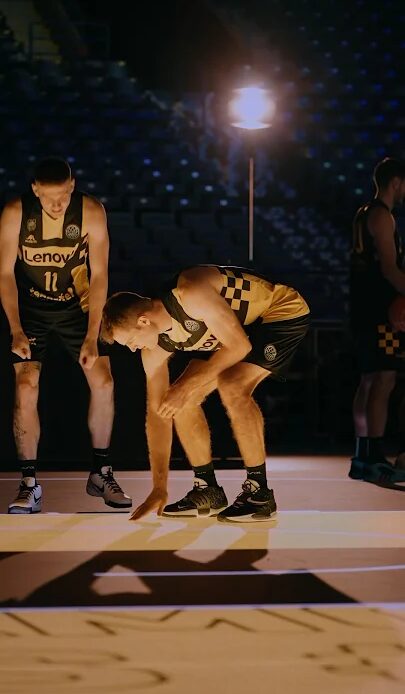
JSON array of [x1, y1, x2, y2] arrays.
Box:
[[363, 459, 405, 491], [395, 452, 405, 470], [86, 467, 132, 508], [349, 455, 392, 480], [163, 478, 228, 517], [217, 479, 277, 523], [349, 456, 405, 490], [348, 456, 367, 479], [8, 481, 42, 514]]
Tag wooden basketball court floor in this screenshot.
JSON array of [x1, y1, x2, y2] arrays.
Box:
[[1, 455, 405, 693]]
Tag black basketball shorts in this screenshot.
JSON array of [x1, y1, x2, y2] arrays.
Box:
[[11, 301, 109, 364], [243, 314, 310, 379], [353, 322, 405, 373]]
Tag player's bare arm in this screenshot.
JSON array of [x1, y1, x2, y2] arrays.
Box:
[[79, 197, 109, 369], [129, 345, 172, 520], [157, 268, 251, 418], [369, 206, 405, 294], [0, 200, 31, 359]]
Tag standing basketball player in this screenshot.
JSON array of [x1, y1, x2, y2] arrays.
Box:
[[350, 157, 405, 488], [0, 157, 131, 512]]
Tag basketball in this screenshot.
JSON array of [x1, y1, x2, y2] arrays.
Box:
[[388, 295, 405, 331]]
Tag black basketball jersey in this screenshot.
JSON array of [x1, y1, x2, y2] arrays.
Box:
[[350, 198, 403, 327], [16, 190, 90, 311], [157, 266, 309, 353]]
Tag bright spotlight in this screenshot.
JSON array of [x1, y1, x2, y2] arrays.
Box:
[[229, 83, 275, 263], [230, 86, 274, 129]]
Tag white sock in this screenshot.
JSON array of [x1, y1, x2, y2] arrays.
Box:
[[22, 476, 36, 488]]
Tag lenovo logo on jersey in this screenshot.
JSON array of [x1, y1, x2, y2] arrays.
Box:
[[22, 244, 79, 268]]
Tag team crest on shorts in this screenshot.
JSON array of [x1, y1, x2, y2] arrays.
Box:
[[27, 218, 36, 232], [184, 319, 200, 332], [264, 344, 277, 362], [65, 224, 80, 240]]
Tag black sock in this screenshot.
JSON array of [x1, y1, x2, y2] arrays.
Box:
[[368, 437, 384, 462], [246, 463, 267, 488], [20, 463, 36, 486], [192, 462, 218, 487], [354, 436, 369, 459], [91, 448, 110, 473]]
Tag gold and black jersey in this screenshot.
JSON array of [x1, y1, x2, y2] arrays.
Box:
[[158, 266, 310, 353], [16, 190, 90, 311], [350, 198, 403, 327]]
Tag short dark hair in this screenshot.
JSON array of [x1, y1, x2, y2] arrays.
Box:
[[373, 157, 405, 189], [101, 292, 152, 344], [33, 157, 72, 184]]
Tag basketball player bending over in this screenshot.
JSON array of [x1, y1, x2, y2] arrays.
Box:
[[101, 265, 310, 522]]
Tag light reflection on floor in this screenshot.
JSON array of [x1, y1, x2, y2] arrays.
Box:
[[0, 456, 405, 692]]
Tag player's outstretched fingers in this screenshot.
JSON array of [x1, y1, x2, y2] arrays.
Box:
[[129, 503, 149, 521], [129, 489, 168, 521]]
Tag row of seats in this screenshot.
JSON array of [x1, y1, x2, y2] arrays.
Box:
[[0, 6, 357, 322]]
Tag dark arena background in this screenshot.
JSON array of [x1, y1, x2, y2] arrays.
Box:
[[0, 1, 405, 692]]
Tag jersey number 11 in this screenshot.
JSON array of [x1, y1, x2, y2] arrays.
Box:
[[44, 271, 58, 292]]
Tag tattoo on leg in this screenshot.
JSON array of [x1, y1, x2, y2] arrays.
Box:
[[14, 418, 27, 455]]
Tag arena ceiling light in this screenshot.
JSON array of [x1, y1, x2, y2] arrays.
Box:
[[229, 85, 274, 262], [230, 86, 274, 129]]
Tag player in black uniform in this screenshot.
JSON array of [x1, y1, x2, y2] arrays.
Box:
[[350, 157, 405, 488], [0, 157, 131, 512], [101, 265, 310, 522]]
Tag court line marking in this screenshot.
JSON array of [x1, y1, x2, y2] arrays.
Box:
[[0, 476, 371, 482], [1, 601, 405, 613], [93, 564, 405, 577], [2, 519, 405, 538]]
